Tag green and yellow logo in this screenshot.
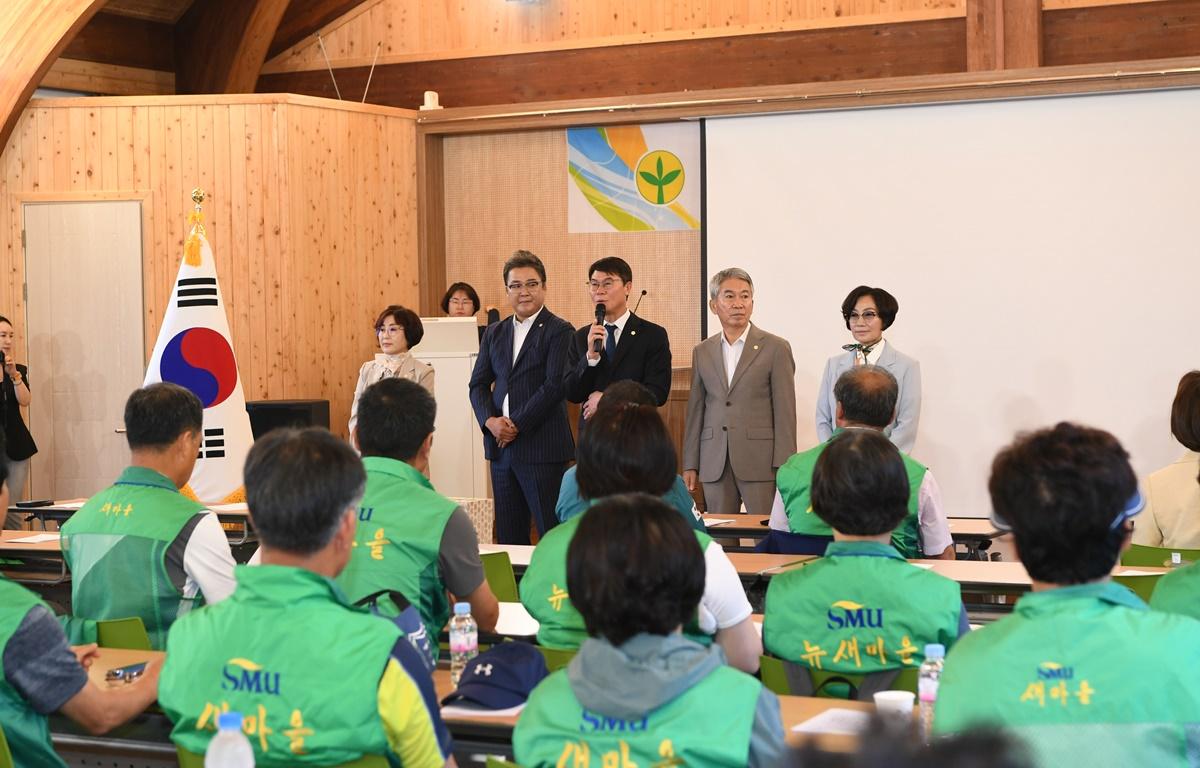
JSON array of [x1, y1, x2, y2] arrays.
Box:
[[548, 584, 570, 611], [636, 150, 685, 206]]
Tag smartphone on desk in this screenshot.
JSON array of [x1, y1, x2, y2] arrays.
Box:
[[15, 499, 54, 508], [105, 662, 147, 683]]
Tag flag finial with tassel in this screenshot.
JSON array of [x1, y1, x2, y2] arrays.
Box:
[[184, 188, 206, 267]]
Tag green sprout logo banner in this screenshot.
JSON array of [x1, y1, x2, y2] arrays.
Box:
[[567, 124, 701, 232]]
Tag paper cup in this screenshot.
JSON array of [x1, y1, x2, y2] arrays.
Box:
[[873, 690, 916, 730]]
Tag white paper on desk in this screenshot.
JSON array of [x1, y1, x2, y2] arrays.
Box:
[[791, 708, 871, 735], [496, 602, 539, 637], [911, 563, 937, 570], [442, 702, 525, 718], [1115, 569, 1162, 577], [704, 518, 736, 527], [209, 503, 249, 512], [9, 533, 60, 543], [54, 501, 86, 510]]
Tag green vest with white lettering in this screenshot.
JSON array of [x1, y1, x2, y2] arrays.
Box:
[[336, 456, 457, 652], [935, 582, 1200, 767], [514, 664, 760, 767], [159, 565, 397, 764], [776, 436, 927, 558], [60, 466, 208, 650], [519, 512, 714, 649], [0, 578, 67, 768], [1149, 560, 1200, 622], [763, 541, 961, 674]]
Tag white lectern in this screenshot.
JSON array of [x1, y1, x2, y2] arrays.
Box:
[[413, 317, 488, 498]]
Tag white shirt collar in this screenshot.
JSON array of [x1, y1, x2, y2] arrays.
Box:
[[863, 337, 887, 364], [721, 323, 751, 348], [513, 306, 544, 327], [603, 309, 632, 332]]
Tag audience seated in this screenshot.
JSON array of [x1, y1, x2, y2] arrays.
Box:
[[513, 493, 785, 767], [763, 429, 967, 689], [554, 380, 702, 530], [159, 428, 454, 767], [520, 394, 761, 672], [771, 366, 953, 559], [0, 435, 163, 766], [340, 378, 499, 647], [60, 383, 236, 649], [935, 422, 1200, 765], [1134, 370, 1200, 548]]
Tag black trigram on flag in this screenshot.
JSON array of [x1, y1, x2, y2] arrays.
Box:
[[197, 427, 226, 459], [177, 278, 218, 308]]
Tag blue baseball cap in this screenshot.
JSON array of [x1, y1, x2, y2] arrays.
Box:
[[440, 643, 549, 709]]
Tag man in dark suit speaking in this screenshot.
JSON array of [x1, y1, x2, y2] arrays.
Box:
[[564, 257, 672, 426], [470, 250, 575, 544]]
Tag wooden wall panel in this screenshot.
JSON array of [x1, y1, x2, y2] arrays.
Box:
[[1043, 0, 1200, 66], [263, 0, 965, 74], [442, 131, 701, 368], [0, 95, 418, 438], [259, 18, 968, 109]]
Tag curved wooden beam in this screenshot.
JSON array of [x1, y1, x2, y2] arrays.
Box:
[[175, 0, 292, 94], [0, 0, 108, 150]]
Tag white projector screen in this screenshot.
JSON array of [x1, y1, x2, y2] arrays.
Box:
[[705, 88, 1200, 518]]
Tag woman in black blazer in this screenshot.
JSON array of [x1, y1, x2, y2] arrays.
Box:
[[1, 315, 37, 528]]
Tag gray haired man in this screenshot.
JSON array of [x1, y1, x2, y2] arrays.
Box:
[[683, 268, 797, 516]]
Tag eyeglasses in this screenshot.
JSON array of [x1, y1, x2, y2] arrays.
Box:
[[376, 325, 403, 336], [507, 280, 542, 293], [448, 297, 474, 306], [587, 279, 622, 292], [847, 311, 879, 322]]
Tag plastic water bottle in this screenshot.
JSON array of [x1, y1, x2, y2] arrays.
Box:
[[918, 643, 945, 743], [449, 601, 478, 687], [205, 711, 254, 768]]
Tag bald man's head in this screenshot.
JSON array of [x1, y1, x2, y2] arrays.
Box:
[[834, 366, 898, 429]]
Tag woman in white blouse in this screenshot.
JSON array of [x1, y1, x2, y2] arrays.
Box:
[[349, 305, 434, 434], [1134, 371, 1200, 548]]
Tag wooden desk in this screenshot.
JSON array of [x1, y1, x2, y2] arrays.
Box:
[[87, 647, 164, 687], [704, 514, 1007, 558], [0, 529, 67, 584], [727, 552, 816, 577], [703, 514, 770, 538]]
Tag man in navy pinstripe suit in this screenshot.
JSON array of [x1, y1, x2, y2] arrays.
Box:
[[469, 251, 575, 544]]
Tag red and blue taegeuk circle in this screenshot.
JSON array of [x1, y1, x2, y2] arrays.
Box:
[[160, 328, 237, 408]]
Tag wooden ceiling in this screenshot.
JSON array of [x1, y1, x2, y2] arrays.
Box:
[[103, 0, 196, 23]]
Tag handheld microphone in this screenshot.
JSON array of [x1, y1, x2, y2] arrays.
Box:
[[632, 289, 647, 314], [593, 303, 606, 354]]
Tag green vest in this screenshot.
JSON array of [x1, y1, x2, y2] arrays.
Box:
[[1150, 561, 1200, 622], [935, 582, 1200, 766], [336, 457, 457, 652], [159, 565, 398, 765], [776, 435, 927, 558], [514, 664, 760, 767], [0, 578, 67, 768], [520, 512, 714, 649], [60, 466, 207, 650], [763, 541, 961, 674]]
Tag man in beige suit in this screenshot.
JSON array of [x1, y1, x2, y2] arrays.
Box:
[[683, 268, 797, 516]]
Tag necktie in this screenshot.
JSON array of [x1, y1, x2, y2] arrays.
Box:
[[605, 324, 618, 360]]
